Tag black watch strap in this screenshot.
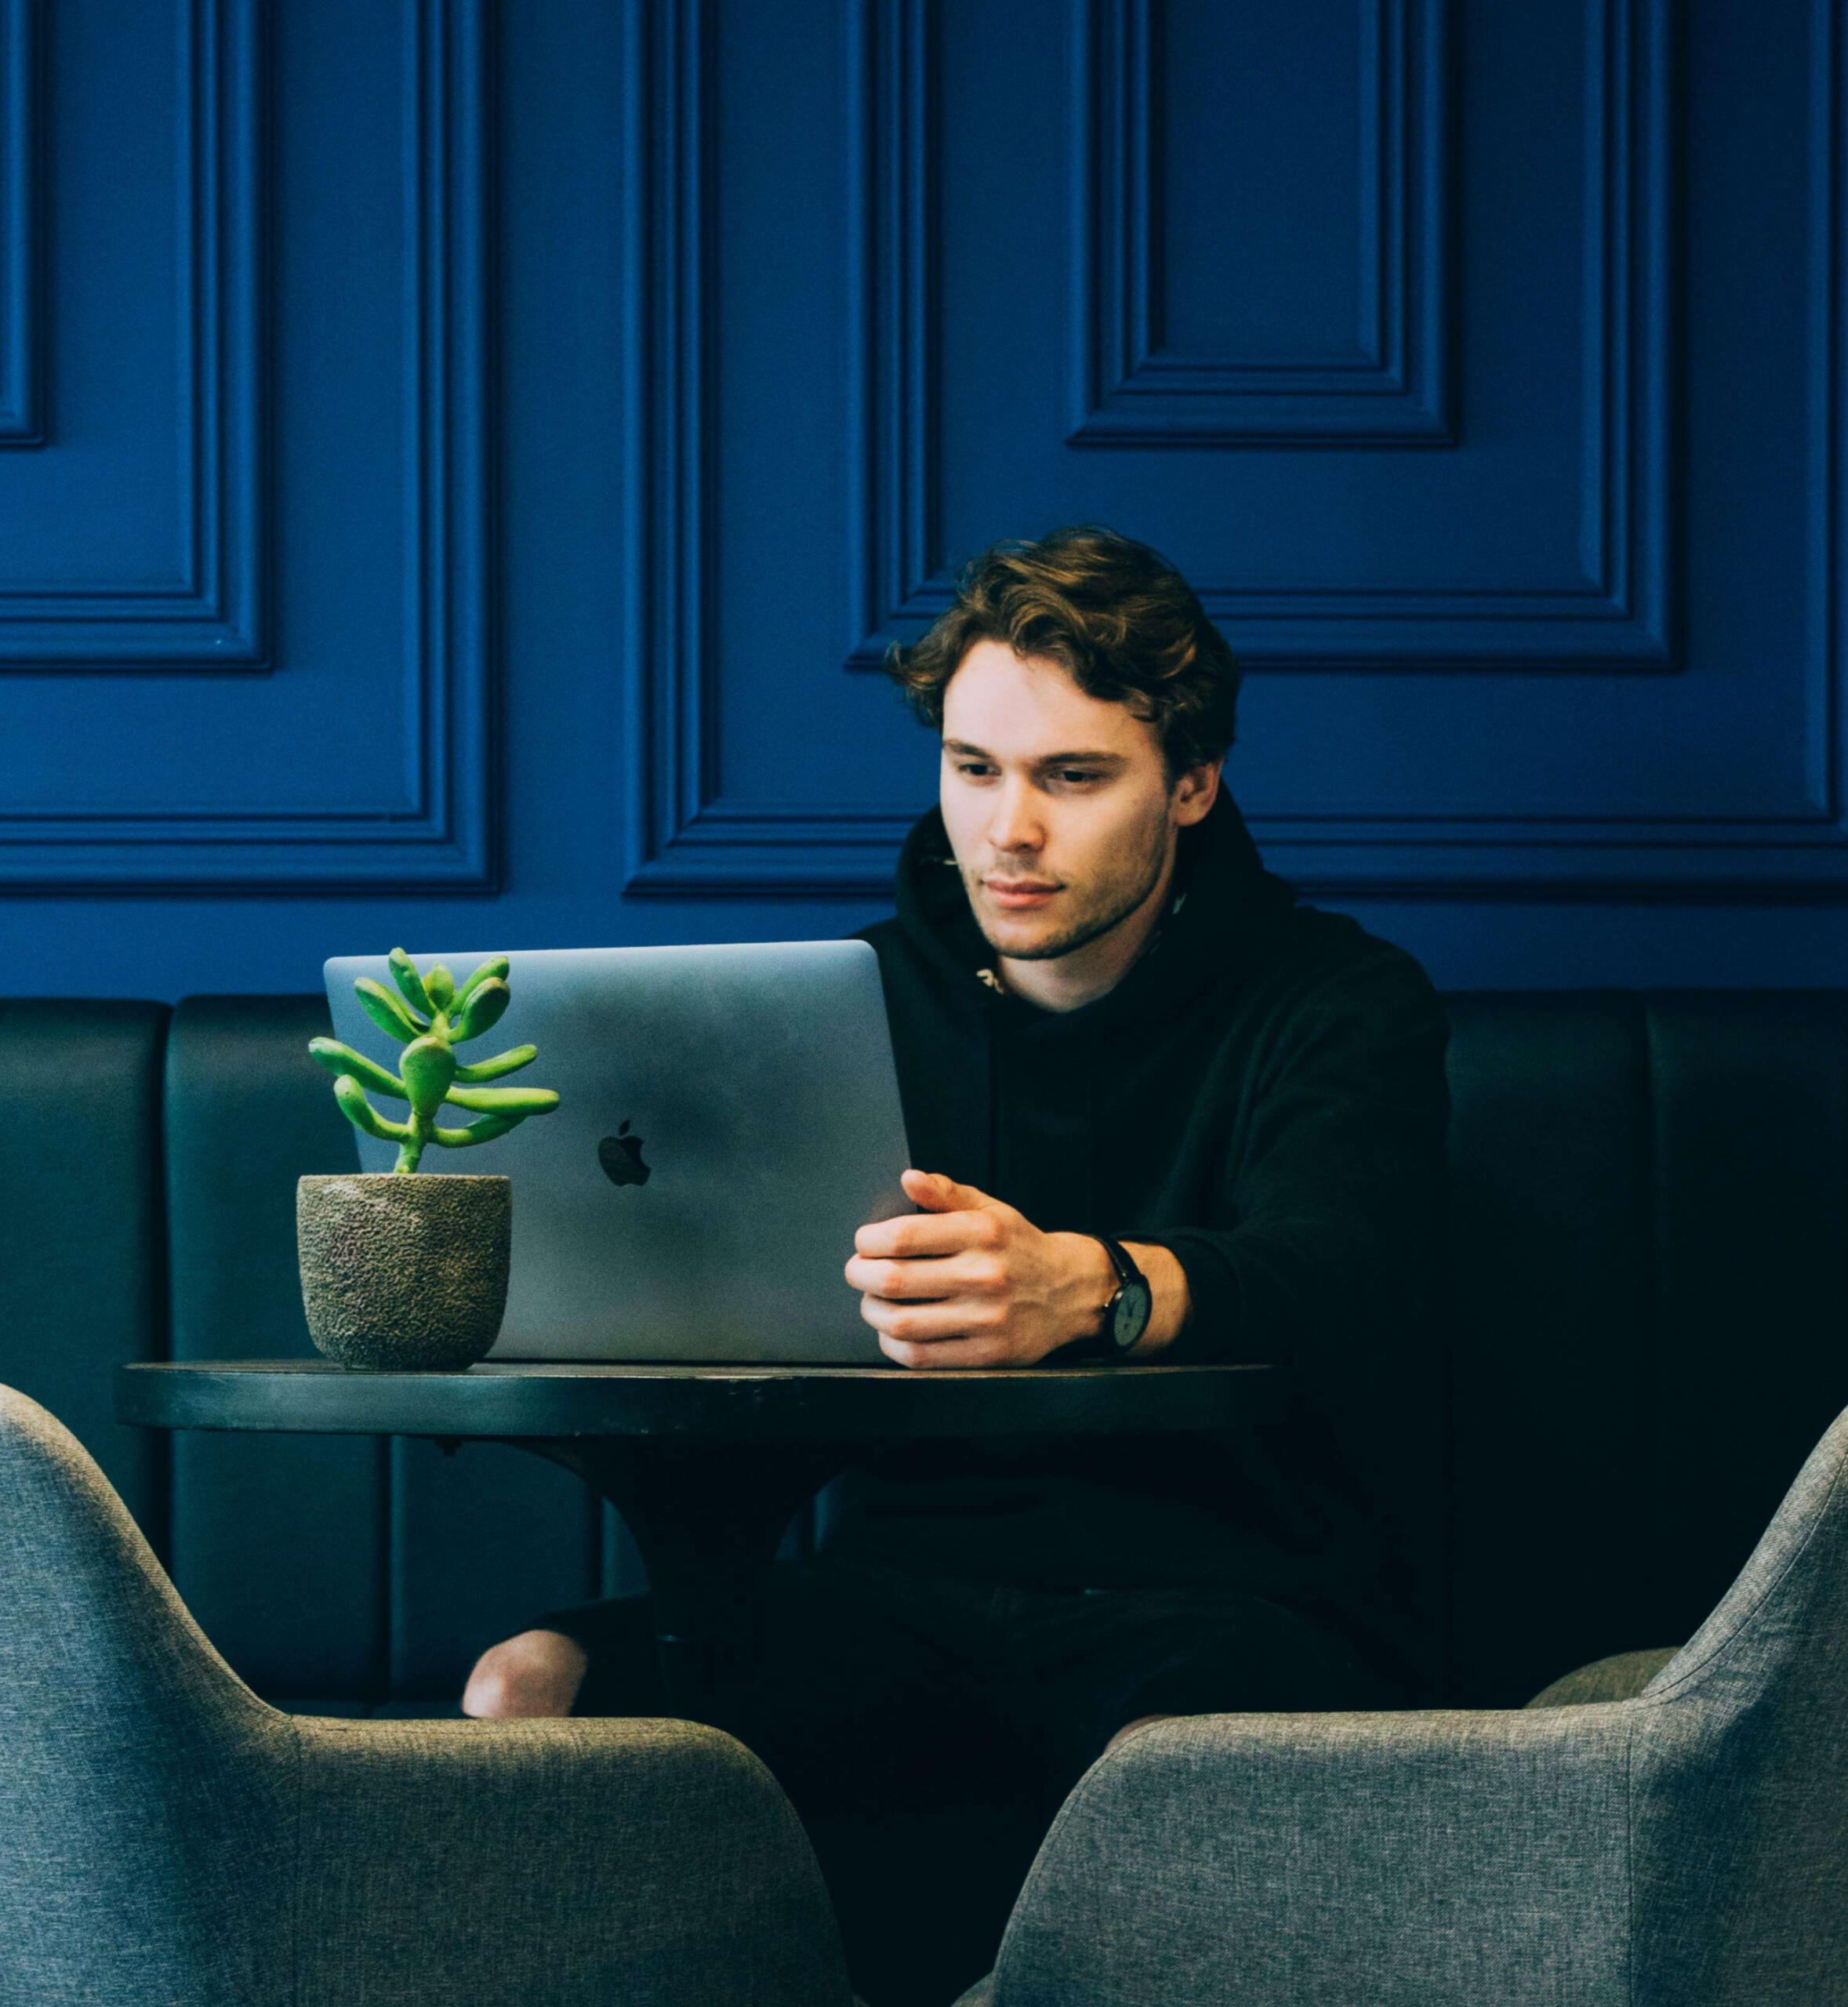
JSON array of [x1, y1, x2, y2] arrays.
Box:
[[1096, 1235, 1138, 1290], [1064, 1236, 1151, 1363]]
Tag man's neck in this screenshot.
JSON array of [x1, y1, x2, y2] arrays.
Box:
[[992, 840, 1178, 1014]]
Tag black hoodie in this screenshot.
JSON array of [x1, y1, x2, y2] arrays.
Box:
[[823, 786, 1454, 1701]]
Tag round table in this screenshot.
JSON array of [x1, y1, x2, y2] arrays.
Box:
[[117, 1358, 1280, 1727]]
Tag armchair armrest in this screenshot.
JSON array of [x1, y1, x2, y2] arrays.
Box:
[[291, 1712, 855, 2007], [977, 1707, 1637, 2007]]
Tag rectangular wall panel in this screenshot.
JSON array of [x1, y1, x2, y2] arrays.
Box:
[[1068, 0, 1453, 446], [0, 0, 260, 661], [623, 0, 1848, 899], [0, 0, 493, 886]]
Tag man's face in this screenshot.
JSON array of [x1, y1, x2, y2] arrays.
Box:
[[938, 639, 1215, 963]]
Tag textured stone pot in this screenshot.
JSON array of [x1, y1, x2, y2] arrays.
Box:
[[297, 1174, 510, 1370]]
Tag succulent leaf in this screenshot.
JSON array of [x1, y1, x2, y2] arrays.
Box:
[[430, 1110, 524, 1148], [307, 1036, 405, 1100], [324, 952, 548, 1168], [444, 1083, 560, 1115], [452, 1043, 537, 1083], [454, 955, 510, 1007], [355, 978, 427, 1045], [456, 978, 510, 1043], [399, 1034, 459, 1120], [332, 1072, 412, 1141], [387, 947, 434, 1014]]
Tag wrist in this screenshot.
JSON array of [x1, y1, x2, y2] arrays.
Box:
[[1051, 1232, 1118, 1349], [1048, 1234, 1156, 1363]]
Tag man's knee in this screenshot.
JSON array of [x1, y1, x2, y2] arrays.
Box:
[[461, 1628, 590, 1718]]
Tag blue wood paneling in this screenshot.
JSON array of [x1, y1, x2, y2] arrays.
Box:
[[0, 0, 260, 661], [0, 0, 489, 884], [1070, 0, 1452, 445], [2, 0, 1848, 993]]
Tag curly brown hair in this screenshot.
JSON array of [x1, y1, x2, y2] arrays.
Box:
[[882, 524, 1241, 778]]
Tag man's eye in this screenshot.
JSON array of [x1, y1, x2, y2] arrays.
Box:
[[1055, 771, 1101, 786], [955, 763, 994, 777]]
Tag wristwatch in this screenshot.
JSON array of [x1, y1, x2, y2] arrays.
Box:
[[1062, 1237, 1153, 1363]]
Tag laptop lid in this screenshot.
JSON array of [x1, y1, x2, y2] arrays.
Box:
[[321, 941, 913, 1363]]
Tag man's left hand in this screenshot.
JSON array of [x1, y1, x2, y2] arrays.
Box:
[[844, 1168, 1114, 1368]]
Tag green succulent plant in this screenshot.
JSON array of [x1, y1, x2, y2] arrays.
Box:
[[309, 949, 561, 1174]]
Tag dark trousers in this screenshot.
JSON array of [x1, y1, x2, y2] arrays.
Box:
[[537, 1552, 1388, 2005], [537, 1548, 1388, 1823]]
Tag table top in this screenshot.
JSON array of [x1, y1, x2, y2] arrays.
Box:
[[116, 1357, 1280, 1442]]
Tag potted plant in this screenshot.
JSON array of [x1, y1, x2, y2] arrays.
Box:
[[297, 949, 560, 1369]]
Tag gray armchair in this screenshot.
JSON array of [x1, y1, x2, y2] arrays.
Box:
[[955, 1403, 1848, 2007], [0, 1385, 858, 2007]]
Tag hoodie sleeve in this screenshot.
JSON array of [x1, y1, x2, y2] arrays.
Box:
[[1134, 942, 1453, 1390]]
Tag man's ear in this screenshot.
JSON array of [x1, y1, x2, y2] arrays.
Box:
[[1171, 758, 1222, 826]]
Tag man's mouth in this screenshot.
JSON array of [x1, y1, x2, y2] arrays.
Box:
[[984, 877, 1061, 909]]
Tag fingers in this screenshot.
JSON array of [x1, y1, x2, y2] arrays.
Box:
[[850, 1172, 1033, 1369], [875, 1330, 1017, 1370], [857, 1291, 1006, 1344], [901, 1167, 1002, 1212], [843, 1250, 1003, 1299], [855, 1206, 1005, 1258]]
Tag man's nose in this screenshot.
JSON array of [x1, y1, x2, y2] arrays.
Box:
[[987, 778, 1045, 855]]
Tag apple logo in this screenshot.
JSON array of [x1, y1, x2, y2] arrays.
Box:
[[598, 1118, 652, 1187]]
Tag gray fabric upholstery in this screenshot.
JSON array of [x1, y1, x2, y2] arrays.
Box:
[[960, 1403, 1848, 2007], [0, 1385, 855, 2007], [1525, 1646, 1682, 1708]]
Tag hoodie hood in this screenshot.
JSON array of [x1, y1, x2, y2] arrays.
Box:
[[890, 783, 1302, 1039]]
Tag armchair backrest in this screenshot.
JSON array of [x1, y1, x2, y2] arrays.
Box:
[[1642, 1399, 1848, 1710], [0, 1383, 296, 2002], [0, 1378, 862, 2007], [1628, 1401, 1848, 2002]]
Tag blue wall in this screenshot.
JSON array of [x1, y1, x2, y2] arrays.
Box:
[[4, 0, 1847, 1000]]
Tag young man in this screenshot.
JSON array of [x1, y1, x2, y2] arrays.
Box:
[[463, 524, 1451, 1818]]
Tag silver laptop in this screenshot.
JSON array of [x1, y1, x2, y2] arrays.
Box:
[[321, 942, 913, 1363]]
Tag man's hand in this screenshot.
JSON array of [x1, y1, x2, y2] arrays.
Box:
[[844, 1168, 1116, 1369]]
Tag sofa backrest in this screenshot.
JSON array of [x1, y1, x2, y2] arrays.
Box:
[[1443, 989, 1848, 1701], [4, 989, 1846, 1708], [2, 995, 648, 1709]]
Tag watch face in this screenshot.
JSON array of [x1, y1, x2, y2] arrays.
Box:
[[1111, 1278, 1153, 1352]]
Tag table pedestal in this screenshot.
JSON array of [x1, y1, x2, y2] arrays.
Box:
[[510, 1436, 852, 1728], [118, 1358, 1279, 1734]]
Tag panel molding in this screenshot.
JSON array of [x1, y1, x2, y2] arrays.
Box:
[[626, 0, 1848, 897], [622, 0, 924, 893], [0, 0, 38, 443], [1068, 0, 1453, 447], [0, 0, 494, 886], [844, 0, 935, 668], [1189, 0, 1672, 667], [619, 0, 711, 893], [0, 0, 263, 665], [844, 0, 1670, 673]]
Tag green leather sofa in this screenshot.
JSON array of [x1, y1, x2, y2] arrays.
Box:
[[5, 988, 1846, 2005]]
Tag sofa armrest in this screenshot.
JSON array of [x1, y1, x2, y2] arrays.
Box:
[[975, 1706, 1636, 2007], [290, 1712, 855, 2007]]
